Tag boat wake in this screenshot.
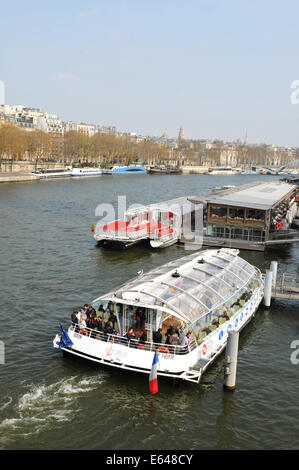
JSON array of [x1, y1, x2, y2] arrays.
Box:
[[0, 374, 105, 448]]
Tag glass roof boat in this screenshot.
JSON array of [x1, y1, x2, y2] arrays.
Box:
[[53, 248, 264, 384]]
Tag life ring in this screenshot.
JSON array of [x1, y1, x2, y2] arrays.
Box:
[[79, 329, 88, 336], [138, 344, 144, 350], [157, 346, 170, 354], [276, 222, 283, 230]]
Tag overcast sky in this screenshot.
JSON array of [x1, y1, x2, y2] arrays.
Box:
[[1, 0, 299, 146]]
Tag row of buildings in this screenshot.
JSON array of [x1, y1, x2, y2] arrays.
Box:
[[0, 104, 298, 168], [0, 104, 116, 137]]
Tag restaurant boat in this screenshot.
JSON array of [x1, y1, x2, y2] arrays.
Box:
[[191, 181, 299, 251], [53, 248, 264, 383]]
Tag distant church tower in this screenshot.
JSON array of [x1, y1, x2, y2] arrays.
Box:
[[244, 129, 248, 145], [178, 126, 185, 141]]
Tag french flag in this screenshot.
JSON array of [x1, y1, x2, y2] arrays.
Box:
[[149, 351, 159, 395]]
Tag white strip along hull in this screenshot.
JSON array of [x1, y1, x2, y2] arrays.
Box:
[[54, 286, 263, 384]]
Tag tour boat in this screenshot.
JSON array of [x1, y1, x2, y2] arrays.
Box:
[[33, 168, 72, 178], [53, 248, 264, 384], [71, 167, 102, 177], [208, 167, 239, 175], [149, 227, 179, 248], [94, 197, 196, 249], [102, 165, 147, 175]]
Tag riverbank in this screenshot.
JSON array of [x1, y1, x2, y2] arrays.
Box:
[[0, 172, 40, 183]]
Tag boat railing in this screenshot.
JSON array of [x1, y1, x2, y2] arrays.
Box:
[[70, 324, 198, 355], [96, 225, 148, 241], [273, 273, 299, 294]]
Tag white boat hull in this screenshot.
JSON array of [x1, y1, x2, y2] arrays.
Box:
[[150, 237, 179, 248], [54, 286, 263, 383]]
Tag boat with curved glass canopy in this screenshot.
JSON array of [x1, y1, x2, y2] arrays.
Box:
[[53, 248, 263, 383]]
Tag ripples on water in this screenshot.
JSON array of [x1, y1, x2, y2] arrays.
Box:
[[0, 174, 299, 449]]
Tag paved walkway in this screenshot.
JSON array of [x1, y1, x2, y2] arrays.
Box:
[[0, 172, 40, 183]]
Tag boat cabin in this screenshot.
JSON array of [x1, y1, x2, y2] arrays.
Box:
[[90, 248, 261, 346], [191, 181, 298, 251], [54, 248, 263, 383]]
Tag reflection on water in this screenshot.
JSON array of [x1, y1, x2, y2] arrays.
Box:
[[0, 174, 299, 449]]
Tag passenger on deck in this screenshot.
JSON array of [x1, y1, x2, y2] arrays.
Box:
[[87, 305, 96, 319], [169, 328, 180, 346], [181, 331, 193, 347], [87, 313, 96, 330], [104, 321, 114, 335], [98, 304, 105, 315], [135, 308, 145, 329], [139, 329, 147, 344], [95, 316, 104, 332], [125, 328, 136, 341], [71, 311, 79, 326], [83, 304, 89, 317], [108, 312, 118, 330], [165, 326, 172, 345], [79, 314, 87, 329], [153, 328, 162, 344], [78, 307, 85, 321]]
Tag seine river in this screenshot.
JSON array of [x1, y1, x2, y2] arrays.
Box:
[[0, 173, 298, 450]]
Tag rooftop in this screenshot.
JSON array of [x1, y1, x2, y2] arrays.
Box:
[[191, 181, 296, 210], [93, 248, 257, 325]]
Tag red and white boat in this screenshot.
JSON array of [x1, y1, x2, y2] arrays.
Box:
[[93, 197, 196, 249]]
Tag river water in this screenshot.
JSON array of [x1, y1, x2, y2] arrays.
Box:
[[0, 173, 298, 450]]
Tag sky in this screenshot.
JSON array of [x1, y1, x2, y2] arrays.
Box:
[[1, 0, 299, 146]]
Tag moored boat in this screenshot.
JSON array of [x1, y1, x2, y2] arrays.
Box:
[[53, 248, 264, 384], [71, 167, 102, 177], [33, 168, 72, 178], [102, 165, 147, 175]]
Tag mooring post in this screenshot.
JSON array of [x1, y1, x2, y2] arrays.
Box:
[[224, 330, 239, 391], [270, 261, 278, 287], [264, 270, 273, 307]]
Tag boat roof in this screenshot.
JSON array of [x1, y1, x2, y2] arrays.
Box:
[[191, 181, 296, 210], [125, 196, 196, 217], [93, 248, 257, 325]]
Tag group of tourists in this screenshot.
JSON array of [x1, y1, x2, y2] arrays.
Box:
[[71, 304, 117, 336], [71, 304, 194, 350]]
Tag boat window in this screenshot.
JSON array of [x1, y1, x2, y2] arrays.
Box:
[[173, 278, 198, 291], [209, 255, 229, 268], [246, 208, 265, 221], [171, 294, 207, 323], [219, 270, 243, 289], [229, 208, 245, 220], [207, 278, 232, 298], [197, 288, 221, 309], [190, 269, 211, 283], [229, 263, 250, 282], [210, 205, 227, 218], [150, 283, 181, 302], [196, 263, 221, 275]]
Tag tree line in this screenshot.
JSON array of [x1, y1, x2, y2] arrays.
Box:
[[0, 123, 297, 167], [0, 124, 170, 166]]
